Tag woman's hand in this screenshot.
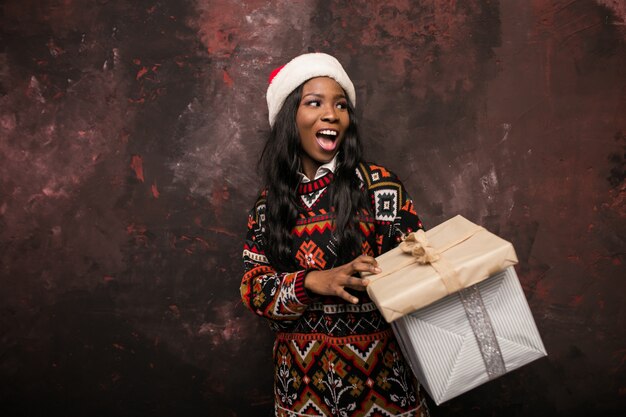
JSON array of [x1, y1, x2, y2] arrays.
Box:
[[304, 254, 381, 304]]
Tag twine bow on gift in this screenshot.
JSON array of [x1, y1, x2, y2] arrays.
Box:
[[399, 230, 440, 265], [396, 227, 484, 294]]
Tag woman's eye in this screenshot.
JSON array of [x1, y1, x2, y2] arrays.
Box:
[[306, 100, 321, 107], [336, 102, 348, 109]]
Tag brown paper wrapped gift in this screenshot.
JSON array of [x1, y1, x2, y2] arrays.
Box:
[[363, 215, 519, 323]]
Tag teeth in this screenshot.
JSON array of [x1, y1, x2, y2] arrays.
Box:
[[318, 130, 337, 136]]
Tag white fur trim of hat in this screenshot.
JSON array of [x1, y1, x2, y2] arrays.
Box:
[[266, 53, 356, 127]]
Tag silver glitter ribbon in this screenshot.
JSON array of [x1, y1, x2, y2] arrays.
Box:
[[399, 227, 507, 377], [458, 284, 506, 379]]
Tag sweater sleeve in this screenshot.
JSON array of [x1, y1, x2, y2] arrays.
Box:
[[360, 163, 424, 255], [240, 196, 313, 322]]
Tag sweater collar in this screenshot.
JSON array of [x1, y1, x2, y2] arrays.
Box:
[[298, 154, 338, 184], [297, 171, 334, 195]]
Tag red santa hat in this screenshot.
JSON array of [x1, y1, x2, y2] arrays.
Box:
[[266, 53, 356, 127]]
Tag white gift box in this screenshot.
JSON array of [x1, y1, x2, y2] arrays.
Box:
[[392, 266, 547, 405]]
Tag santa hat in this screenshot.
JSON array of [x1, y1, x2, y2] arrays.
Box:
[[266, 53, 356, 127]]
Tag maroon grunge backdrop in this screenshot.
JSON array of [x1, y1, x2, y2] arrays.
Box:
[[1, 1, 624, 416]]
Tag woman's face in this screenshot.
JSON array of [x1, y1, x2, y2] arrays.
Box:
[[296, 77, 350, 179]]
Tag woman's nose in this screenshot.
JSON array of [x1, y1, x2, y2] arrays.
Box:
[[321, 105, 338, 122]]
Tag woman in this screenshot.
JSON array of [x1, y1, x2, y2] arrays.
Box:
[[241, 53, 429, 417]]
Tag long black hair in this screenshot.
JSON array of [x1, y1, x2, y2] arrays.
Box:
[[259, 82, 369, 271]]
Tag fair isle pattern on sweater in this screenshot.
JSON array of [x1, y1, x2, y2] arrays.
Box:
[[241, 163, 429, 417]]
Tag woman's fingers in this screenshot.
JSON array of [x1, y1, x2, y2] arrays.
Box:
[[355, 254, 378, 266], [356, 255, 379, 271], [336, 287, 360, 304], [349, 260, 381, 274], [343, 276, 370, 291]]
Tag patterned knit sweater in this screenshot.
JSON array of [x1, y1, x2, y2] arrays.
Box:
[[241, 162, 429, 417]]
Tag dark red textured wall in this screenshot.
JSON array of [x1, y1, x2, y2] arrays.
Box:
[[0, 1, 624, 416]]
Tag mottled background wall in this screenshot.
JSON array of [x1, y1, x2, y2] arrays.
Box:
[[0, 0, 624, 416]]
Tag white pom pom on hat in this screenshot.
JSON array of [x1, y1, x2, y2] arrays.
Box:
[[266, 53, 356, 127]]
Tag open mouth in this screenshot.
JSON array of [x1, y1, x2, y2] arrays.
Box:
[[315, 129, 339, 152]]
